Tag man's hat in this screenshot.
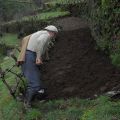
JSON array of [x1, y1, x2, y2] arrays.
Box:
[[45, 25, 58, 33]]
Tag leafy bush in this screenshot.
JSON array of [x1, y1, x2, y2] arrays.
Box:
[[77, 0, 120, 66], [110, 53, 120, 67], [25, 109, 42, 120]]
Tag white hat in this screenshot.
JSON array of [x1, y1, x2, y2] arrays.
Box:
[[45, 25, 58, 33]]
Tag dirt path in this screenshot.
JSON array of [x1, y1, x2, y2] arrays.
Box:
[[42, 17, 120, 99]]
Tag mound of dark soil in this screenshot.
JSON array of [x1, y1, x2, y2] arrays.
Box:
[[54, 17, 88, 31], [42, 17, 120, 99]]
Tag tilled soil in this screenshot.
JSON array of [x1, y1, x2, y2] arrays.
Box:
[[42, 17, 120, 99]]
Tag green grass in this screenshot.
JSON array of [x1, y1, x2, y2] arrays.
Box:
[[22, 11, 70, 21], [46, 0, 84, 5], [0, 33, 18, 63], [31, 97, 120, 120], [0, 54, 26, 120], [110, 53, 120, 67], [0, 33, 18, 47], [2, 10, 70, 27]]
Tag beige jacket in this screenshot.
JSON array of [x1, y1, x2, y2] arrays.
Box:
[[17, 35, 31, 62]]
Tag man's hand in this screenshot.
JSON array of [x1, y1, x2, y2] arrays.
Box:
[[16, 61, 24, 67], [36, 58, 43, 65]]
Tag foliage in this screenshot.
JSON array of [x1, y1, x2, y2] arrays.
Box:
[[74, 0, 120, 66], [22, 11, 70, 21], [0, 33, 18, 60], [81, 96, 120, 120], [91, 0, 120, 65], [1, 10, 70, 33], [47, 0, 83, 5], [0, 0, 37, 22], [110, 53, 120, 67], [33, 96, 120, 120], [0, 33, 18, 46], [25, 109, 42, 120]]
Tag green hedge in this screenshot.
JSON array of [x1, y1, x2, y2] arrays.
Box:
[[1, 11, 70, 34], [72, 0, 120, 66]]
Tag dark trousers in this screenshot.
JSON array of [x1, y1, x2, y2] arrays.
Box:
[[22, 50, 44, 103]]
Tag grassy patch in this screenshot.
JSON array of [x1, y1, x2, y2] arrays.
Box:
[[47, 0, 83, 5], [2, 10, 70, 27], [32, 97, 120, 120], [0, 33, 18, 62], [0, 33, 18, 47], [22, 11, 70, 21], [110, 53, 120, 67]]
